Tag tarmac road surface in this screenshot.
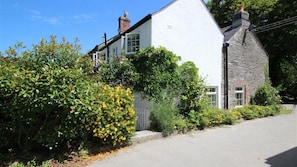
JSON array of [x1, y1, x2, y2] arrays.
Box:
[[88, 105, 297, 167]]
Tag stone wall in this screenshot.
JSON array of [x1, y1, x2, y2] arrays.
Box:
[[223, 27, 268, 109]]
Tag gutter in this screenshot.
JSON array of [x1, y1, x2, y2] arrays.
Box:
[[223, 42, 229, 110]]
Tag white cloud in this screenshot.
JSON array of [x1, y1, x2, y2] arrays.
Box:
[[28, 10, 61, 25], [28, 10, 97, 25], [72, 13, 97, 23]]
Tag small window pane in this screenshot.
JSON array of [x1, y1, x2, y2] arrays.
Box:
[[209, 88, 216, 92], [207, 87, 218, 106], [235, 86, 244, 106], [126, 34, 140, 54]]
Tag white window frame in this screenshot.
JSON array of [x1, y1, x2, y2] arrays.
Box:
[[121, 36, 125, 50], [207, 86, 218, 106], [112, 47, 119, 58], [92, 52, 100, 67], [125, 33, 140, 55], [235, 86, 245, 106]]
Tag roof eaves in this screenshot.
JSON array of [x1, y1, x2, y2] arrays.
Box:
[[152, 0, 177, 16], [125, 14, 152, 33], [89, 14, 152, 54]]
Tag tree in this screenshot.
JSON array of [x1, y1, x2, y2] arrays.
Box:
[[256, 0, 297, 100], [207, 0, 297, 100], [207, 0, 278, 28]]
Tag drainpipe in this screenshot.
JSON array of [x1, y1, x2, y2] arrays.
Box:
[[103, 33, 110, 62], [223, 42, 229, 110]]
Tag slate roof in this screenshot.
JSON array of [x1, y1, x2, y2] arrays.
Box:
[[222, 25, 241, 43]]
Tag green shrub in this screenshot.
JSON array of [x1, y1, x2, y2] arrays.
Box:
[[267, 105, 282, 115], [130, 46, 181, 101], [97, 55, 139, 88], [235, 106, 258, 120], [187, 110, 201, 128], [150, 101, 177, 136], [199, 116, 210, 129], [254, 83, 281, 106], [198, 107, 236, 127], [224, 111, 237, 125], [231, 105, 283, 120], [178, 62, 209, 116], [202, 107, 226, 126], [228, 109, 242, 120], [149, 101, 188, 136], [84, 84, 136, 146], [0, 37, 136, 158]]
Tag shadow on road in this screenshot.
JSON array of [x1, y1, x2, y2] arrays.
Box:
[[265, 147, 297, 167]]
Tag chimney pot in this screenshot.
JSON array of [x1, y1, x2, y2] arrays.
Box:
[[232, 5, 250, 28], [239, 5, 244, 11]]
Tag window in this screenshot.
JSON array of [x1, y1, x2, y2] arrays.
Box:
[[92, 51, 107, 67], [112, 47, 118, 57], [235, 87, 245, 106], [92, 52, 99, 67], [207, 87, 218, 106], [112, 47, 120, 60], [125, 33, 139, 54]]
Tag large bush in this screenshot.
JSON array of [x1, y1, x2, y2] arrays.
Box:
[[130, 46, 181, 101], [0, 36, 136, 158], [149, 100, 187, 136], [254, 83, 281, 106], [178, 61, 209, 116], [253, 65, 281, 106], [97, 55, 139, 88], [85, 84, 136, 146]]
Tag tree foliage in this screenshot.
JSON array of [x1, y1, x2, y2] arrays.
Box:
[[178, 61, 209, 115], [207, 0, 278, 28], [97, 55, 139, 88], [207, 0, 297, 100], [130, 46, 182, 101], [256, 0, 297, 99]]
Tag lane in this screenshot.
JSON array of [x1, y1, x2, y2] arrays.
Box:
[[88, 105, 297, 167]]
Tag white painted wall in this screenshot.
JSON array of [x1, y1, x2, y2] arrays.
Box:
[[128, 19, 152, 50], [99, 0, 224, 108], [100, 19, 152, 57], [151, 0, 224, 108]]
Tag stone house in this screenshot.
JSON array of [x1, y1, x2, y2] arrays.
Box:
[[221, 6, 269, 109]]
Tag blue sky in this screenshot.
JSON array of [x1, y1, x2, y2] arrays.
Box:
[[0, 0, 208, 54]]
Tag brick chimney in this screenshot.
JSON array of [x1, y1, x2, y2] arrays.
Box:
[[232, 5, 250, 28], [118, 11, 130, 34]]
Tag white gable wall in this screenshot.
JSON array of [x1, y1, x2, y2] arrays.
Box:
[[98, 0, 224, 108], [151, 0, 223, 108]]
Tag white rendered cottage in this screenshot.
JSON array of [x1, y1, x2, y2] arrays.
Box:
[[89, 0, 224, 129]]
